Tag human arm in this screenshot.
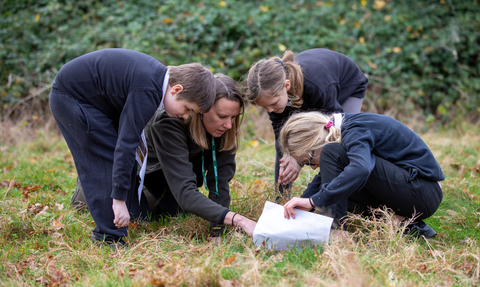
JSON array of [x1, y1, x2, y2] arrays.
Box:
[[309, 128, 376, 208], [112, 199, 130, 228], [224, 211, 257, 235], [111, 89, 160, 225], [146, 116, 230, 223], [283, 197, 315, 219], [278, 154, 301, 184]]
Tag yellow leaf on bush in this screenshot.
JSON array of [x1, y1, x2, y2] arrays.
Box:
[[393, 47, 402, 53], [361, 0, 367, 7], [353, 22, 361, 28], [219, 1, 226, 7], [278, 44, 286, 52], [374, 0, 386, 10], [406, 26, 412, 32], [260, 6, 269, 12], [359, 37, 365, 44], [35, 14, 40, 22], [162, 18, 173, 24], [367, 60, 378, 69], [250, 139, 259, 147], [384, 15, 391, 21]]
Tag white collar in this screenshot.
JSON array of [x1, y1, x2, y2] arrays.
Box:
[[333, 113, 343, 129], [157, 70, 170, 111]]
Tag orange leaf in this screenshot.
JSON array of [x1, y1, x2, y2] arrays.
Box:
[[162, 18, 173, 24], [224, 256, 236, 265], [52, 219, 65, 230]]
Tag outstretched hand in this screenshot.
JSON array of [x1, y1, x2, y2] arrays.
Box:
[[278, 155, 301, 184], [283, 197, 312, 219]]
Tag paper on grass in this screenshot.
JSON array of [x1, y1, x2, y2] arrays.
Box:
[[253, 201, 333, 250]]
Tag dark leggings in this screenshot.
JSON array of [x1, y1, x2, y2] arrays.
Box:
[[318, 143, 443, 228]]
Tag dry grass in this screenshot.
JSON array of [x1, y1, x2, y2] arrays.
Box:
[[0, 112, 479, 286]]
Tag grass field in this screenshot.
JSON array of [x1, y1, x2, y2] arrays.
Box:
[[0, 119, 479, 286]]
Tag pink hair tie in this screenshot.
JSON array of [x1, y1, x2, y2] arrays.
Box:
[[325, 121, 333, 131]]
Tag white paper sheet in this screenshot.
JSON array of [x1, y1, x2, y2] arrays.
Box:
[[253, 201, 333, 250]]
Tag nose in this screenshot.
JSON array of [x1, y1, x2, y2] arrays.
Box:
[[267, 107, 274, 113], [224, 119, 232, 129], [181, 113, 190, 120]]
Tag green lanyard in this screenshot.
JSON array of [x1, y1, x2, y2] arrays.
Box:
[[202, 136, 219, 197]]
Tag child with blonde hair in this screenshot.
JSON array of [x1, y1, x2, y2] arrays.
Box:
[[246, 48, 368, 197], [280, 111, 444, 238]]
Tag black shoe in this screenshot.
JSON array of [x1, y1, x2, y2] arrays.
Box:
[[209, 223, 226, 237], [91, 235, 128, 250], [71, 178, 88, 211], [405, 219, 437, 239]]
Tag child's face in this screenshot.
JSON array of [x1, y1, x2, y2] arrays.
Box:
[[255, 80, 290, 114], [202, 98, 240, 138], [295, 148, 322, 170], [164, 84, 200, 120]]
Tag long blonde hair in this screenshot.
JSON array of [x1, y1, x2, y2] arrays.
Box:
[[280, 112, 342, 159], [189, 74, 244, 152], [246, 50, 304, 108]]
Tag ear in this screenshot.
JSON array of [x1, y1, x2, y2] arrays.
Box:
[[284, 80, 291, 91], [171, 84, 184, 96]]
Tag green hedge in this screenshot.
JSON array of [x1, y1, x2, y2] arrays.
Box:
[[1, 0, 479, 122]]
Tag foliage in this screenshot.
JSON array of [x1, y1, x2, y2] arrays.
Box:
[[0, 123, 479, 285], [1, 0, 479, 122]]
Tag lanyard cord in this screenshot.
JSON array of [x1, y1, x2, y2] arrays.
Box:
[[202, 136, 219, 197]]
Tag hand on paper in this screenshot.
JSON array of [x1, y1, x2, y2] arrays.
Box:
[[278, 155, 301, 184], [283, 197, 312, 219], [112, 199, 130, 228]]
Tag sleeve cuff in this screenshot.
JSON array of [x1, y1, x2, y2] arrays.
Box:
[[219, 209, 230, 224], [111, 188, 129, 201]]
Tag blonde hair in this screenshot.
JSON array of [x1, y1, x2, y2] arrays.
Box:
[[279, 112, 342, 159], [189, 74, 244, 151], [246, 50, 304, 108], [168, 63, 216, 113]]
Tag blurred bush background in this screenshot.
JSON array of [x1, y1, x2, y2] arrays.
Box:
[[1, 0, 479, 139]]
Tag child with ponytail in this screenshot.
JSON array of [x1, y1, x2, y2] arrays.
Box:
[[279, 112, 444, 239]]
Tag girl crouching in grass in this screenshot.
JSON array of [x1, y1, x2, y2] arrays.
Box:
[[279, 111, 444, 239]]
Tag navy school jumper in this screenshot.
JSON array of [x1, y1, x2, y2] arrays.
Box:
[[270, 48, 369, 194], [301, 113, 444, 226], [50, 48, 167, 240]]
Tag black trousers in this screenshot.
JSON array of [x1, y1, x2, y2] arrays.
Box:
[[49, 84, 148, 241], [318, 143, 443, 227], [143, 169, 186, 217]]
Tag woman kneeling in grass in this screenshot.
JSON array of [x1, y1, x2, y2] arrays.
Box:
[[143, 74, 256, 237], [279, 112, 444, 239]]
